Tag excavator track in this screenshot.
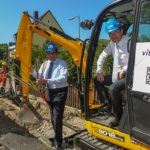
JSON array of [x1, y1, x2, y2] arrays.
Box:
[[74, 131, 125, 150]]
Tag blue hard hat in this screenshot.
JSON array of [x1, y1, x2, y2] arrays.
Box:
[[105, 18, 122, 33], [45, 42, 57, 52]]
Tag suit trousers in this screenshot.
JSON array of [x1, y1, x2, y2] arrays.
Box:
[[94, 75, 125, 119], [94, 75, 112, 105], [46, 87, 68, 146], [109, 78, 125, 119]]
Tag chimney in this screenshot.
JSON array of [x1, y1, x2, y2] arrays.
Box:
[[33, 11, 38, 19]]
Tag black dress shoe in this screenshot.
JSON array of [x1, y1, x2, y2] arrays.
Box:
[[109, 116, 119, 127], [99, 104, 111, 113], [49, 137, 55, 147], [55, 145, 63, 150]]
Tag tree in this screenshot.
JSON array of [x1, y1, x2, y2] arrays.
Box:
[[58, 47, 77, 81], [0, 44, 8, 60], [94, 39, 113, 76]]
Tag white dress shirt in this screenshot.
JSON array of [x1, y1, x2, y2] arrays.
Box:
[[38, 58, 68, 89], [97, 35, 130, 80]]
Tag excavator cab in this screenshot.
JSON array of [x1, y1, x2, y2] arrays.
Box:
[[76, 0, 150, 149], [127, 0, 150, 146]]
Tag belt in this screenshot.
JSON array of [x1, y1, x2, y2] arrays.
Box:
[[48, 87, 68, 92]]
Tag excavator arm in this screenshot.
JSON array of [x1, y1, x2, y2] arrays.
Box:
[[16, 12, 87, 97], [16, 12, 33, 97]]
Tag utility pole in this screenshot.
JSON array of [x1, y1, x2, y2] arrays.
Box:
[[68, 16, 80, 39]]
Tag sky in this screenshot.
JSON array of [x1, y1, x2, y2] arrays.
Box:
[[0, 0, 112, 44]]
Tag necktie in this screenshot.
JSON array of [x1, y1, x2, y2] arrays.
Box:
[[47, 62, 53, 79], [112, 43, 119, 83]]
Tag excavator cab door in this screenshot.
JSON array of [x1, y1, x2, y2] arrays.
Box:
[[127, 0, 150, 145]]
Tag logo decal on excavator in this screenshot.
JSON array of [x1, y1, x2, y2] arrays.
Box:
[[142, 49, 150, 56], [94, 127, 124, 142]]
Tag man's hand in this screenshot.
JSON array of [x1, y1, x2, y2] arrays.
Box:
[[36, 79, 47, 85], [118, 70, 126, 79], [96, 72, 104, 82]]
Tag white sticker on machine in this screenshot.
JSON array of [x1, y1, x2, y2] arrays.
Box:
[[132, 42, 150, 93]]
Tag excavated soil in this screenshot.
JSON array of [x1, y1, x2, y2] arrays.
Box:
[[0, 95, 85, 141]]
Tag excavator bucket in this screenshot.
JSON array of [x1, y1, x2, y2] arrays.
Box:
[[8, 72, 43, 124], [15, 12, 43, 124], [18, 102, 42, 124]]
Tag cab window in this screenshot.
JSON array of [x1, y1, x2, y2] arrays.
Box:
[[137, 1, 150, 42]]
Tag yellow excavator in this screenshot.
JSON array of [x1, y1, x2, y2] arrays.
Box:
[[14, 0, 150, 149]]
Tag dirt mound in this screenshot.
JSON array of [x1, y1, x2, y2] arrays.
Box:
[[0, 96, 85, 140]]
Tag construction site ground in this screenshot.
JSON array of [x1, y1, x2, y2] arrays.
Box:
[[0, 94, 85, 150]]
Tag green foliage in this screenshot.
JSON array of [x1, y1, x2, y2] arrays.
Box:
[[32, 45, 45, 64], [0, 44, 8, 60], [58, 47, 77, 81], [94, 39, 113, 75], [138, 35, 150, 42], [32, 40, 50, 67]]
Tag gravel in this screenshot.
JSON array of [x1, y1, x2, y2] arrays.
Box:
[[0, 96, 85, 141]]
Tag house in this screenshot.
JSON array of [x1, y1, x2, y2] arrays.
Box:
[[10, 10, 63, 59], [8, 42, 16, 59], [32, 10, 63, 47]]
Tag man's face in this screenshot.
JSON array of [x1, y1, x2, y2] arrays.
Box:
[[46, 51, 57, 62], [108, 28, 123, 43]]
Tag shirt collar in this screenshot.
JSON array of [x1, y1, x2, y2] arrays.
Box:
[[48, 58, 58, 64], [117, 35, 126, 48]]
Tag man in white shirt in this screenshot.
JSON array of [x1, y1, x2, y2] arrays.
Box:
[[36, 42, 68, 150], [94, 18, 130, 127]]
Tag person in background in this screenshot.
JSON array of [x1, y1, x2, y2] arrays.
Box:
[[36, 42, 68, 150], [94, 18, 130, 127], [0, 61, 7, 93]]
